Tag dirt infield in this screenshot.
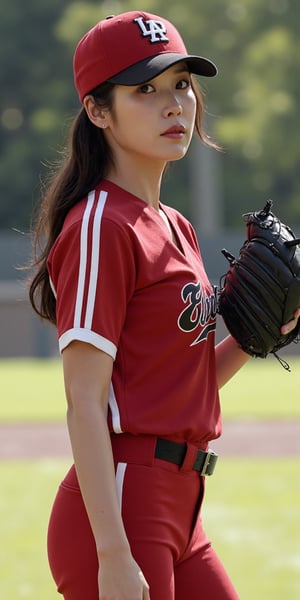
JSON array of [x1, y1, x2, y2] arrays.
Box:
[[0, 420, 299, 460]]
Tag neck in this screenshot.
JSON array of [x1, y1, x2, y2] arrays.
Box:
[[106, 155, 167, 210]]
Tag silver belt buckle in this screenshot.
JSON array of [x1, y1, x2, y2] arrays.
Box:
[[201, 449, 218, 476]]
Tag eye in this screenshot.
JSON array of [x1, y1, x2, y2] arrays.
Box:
[[138, 83, 155, 94], [176, 78, 190, 90]]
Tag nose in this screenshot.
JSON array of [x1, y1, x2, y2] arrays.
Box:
[[163, 93, 183, 118]]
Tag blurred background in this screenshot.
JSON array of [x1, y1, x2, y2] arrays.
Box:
[[1, 0, 300, 357]]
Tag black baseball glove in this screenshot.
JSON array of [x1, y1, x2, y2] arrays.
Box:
[[218, 200, 300, 369]]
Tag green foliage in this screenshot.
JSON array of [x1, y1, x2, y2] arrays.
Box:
[[1, 0, 300, 231], [0, 0, 74, 231], [135, 0, 300, 223]]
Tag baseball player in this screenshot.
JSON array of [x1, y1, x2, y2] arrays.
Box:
[[29, 10, 300, 600]]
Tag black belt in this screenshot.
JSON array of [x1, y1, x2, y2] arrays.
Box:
[[154, 438, 218, 476]]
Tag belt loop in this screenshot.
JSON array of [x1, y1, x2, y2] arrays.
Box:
[[179, 442, 198, 472]]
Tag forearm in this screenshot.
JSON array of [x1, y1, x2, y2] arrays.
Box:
[[215, 334, 251, 389], [67, 398, 130, 557]]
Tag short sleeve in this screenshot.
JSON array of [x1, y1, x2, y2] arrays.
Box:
[[47, 198, 136, 357]]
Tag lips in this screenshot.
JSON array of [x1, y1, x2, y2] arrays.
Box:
[[161, 124, 186, 136]]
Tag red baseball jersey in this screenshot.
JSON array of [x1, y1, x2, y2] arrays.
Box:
[[48, 180, 222, 445]]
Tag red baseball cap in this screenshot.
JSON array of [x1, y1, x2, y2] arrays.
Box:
[[74, 11, 217, 102]]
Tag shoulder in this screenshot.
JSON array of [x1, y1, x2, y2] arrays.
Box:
[[63, 180, 146, 234], [48, 181, 142, 269]]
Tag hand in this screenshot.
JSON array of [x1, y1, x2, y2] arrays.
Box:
[[281, 308, 300, 335], [98, 549, 150, 599]]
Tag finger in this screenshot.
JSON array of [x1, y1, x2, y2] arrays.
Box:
[[294, 307, 300, 319], [141, 576, 150, 600], [143, 585, 151, 600], [281, 322, 293, 335], [281, 307, 300, 335], [281, 318, 297, 335], [139, 570, 150, 600]]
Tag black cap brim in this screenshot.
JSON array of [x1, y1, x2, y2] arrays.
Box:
[[108, 53, 217, 85]]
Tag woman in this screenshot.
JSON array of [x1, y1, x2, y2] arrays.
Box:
[[29, 10, 300, 600]]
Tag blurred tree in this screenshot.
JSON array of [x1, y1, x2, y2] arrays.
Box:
[[0, 0, 299, 231], [148, 0, 300, 224], [0, 0, 73, 230], [209, 0, 300, 225]]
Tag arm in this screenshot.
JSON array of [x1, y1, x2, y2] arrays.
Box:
[[215, 334, 250, 390], [216, 308, 300, 389], [62, 341, 149, 600]]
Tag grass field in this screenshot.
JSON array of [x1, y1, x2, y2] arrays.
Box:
[[0, 460, 68, 600], [0, 358, 299, 599], [0, 356, 299, 422], [203, 459, 300, 599]]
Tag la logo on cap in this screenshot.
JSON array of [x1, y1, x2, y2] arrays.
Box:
[[74, 10, 218, 102], [134, 17, 169, 43]]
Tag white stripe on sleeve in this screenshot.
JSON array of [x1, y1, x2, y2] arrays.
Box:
[[49, 275, 57, 299], [74, 190, 95, 328], [73, 189, 108, 330], [84, 191, 107, 329]]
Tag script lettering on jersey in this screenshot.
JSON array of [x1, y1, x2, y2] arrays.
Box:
[[177, 281, 218, 345], [133, 17, 169, 43]]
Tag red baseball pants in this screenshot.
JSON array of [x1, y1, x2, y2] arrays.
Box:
[[47, 434, 239, 599]]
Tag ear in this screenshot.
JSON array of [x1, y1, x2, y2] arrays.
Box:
[[83, 95, 108, 130]]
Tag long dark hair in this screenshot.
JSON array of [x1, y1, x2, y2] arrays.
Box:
[[29, 77, 218, 325]]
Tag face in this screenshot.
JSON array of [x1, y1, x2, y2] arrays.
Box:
[[100, 63, 197, 168]]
